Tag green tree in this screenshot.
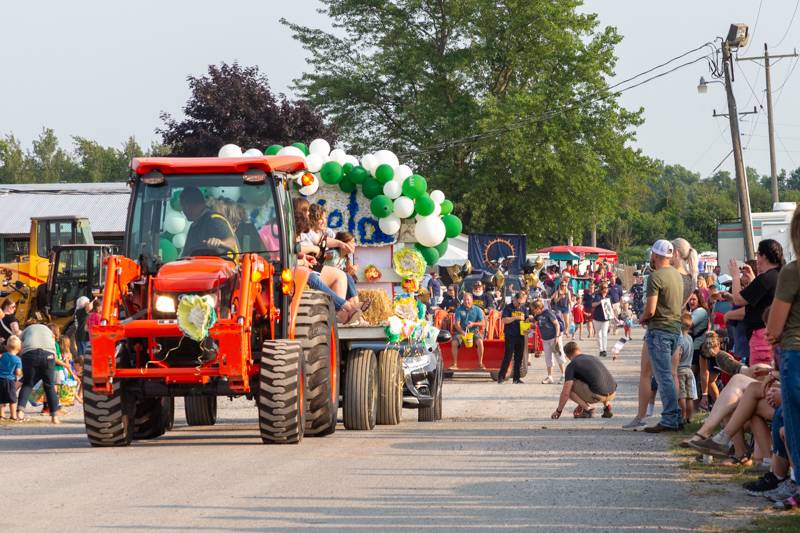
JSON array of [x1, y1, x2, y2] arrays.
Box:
[[285, 0, 648, 244], [0, 134, 29, 184], [29, 128, 80, 182], [73, 136, 144, 182]]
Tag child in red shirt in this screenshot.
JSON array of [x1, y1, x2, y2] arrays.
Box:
[[571, 302, 584, 340]]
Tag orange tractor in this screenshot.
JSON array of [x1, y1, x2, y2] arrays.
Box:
[[84, 156, 338, 446]]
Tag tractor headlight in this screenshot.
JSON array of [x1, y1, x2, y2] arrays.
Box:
[[155, 295, 176, 314]]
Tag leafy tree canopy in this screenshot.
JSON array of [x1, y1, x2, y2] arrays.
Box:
[[158, 62, 336, 156]]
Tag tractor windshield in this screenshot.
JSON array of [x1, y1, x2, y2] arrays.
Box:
[[127, 175, 283, 265]]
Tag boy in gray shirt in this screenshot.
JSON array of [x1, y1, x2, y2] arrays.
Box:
[[675, 312, 695, 424]]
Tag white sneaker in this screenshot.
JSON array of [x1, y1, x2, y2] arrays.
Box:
[[765, 480, 797, 502], [541, 376, 555, 384], [622, 417, 646, 430]]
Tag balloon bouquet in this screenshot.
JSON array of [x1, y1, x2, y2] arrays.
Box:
[[217, 139, 462, 267], [384, 248, 439, 348]]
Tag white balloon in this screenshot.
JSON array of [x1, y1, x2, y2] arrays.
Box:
[[172, 232, 186, 249], [243, 148, 263, 157], [329, 148, 347, 165], [430, 190, 445, 204], [432, 202, 442, 217], [361, 154, 378, 174], [378, 214, 401, 235], [394, 164, 413, 181], [305, 153, 324, 173], [299, 178, 320, 196], [309, 138, 331, 157], [277, 146, 305, 158], [344, 154, 359, 167], [374, 149, 399, 169], [383, 180, 402, 199], [414, 215, 446, 247], [218, 144, 242, 158], [393, 196, 415, 219], [164, 212, 187, 235]]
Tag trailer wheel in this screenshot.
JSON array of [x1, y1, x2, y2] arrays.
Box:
[[82, 355, 132, 447], [133, 397, 174, 440], [184, 396, 217, 426], [419, 358, 443, 422], [343, 348, 377, 430], [376, 348, 402, 425], [295, 290, 338, 437], [258, 340, 305, 444]]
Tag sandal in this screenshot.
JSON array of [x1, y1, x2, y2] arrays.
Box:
[[344, 310, 365, 327], [680, 433, 708, 449], [717, 455, 753, 467], [360, 299, 372, 313]]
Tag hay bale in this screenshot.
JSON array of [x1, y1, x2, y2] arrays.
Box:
[[358, 289, 393, 325]]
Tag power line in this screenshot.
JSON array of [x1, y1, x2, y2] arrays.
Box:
[[776, 0, 800, 47], [776, 132, 798, 167], [773, 57, 800, 104], [740, 0, 764, 54]]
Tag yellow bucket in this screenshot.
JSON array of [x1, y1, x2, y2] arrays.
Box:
[[520, 321, 532, 335], [464, 332, 474, 348]]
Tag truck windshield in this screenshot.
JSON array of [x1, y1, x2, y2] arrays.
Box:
[[127, 175, 281, 264]]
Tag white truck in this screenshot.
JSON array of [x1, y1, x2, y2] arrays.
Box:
[[717, 202, 797, 267]]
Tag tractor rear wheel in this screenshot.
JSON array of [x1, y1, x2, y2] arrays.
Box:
[[295, 290, 338, 437], [82, 355, 132, 447], [133, 396, 174, 440], [419, 358, 443, 422], [376, 348, 402, 425], [343, 348, 377, 430], [184, 396, 217, 426], [258, 340, 305, 444]]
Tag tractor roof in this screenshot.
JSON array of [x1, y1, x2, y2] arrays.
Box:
[[131, 156, 307, 176]]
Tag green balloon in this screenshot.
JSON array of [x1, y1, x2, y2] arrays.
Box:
[[362, 177, 383, 199], [434, 238, 449, 257], [402, 175, 427, 199], [343, 162, 354, 175], [339, 175, 356, 193], [349, 166, 369, 184], [264, 144, 282, 156], [292, 142, 309, 156], [442, 214, 462, 238], [375, 164, 394, 184], [159, 238, 178, 263], [169, 190, 183, 212], [440, 199, 454, 216], [320, 161, 344, 184], [415, 194, 435, 217], [370, 195, 394, 218], [415, 244, 440, 266]]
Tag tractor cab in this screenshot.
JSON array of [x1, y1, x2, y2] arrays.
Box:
[[46, 244, 113, 318]]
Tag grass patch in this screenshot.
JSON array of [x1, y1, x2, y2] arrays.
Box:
[[737, 514, 800, 532]]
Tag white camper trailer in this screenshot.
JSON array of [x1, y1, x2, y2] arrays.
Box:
[[717, 202, 797, 267]]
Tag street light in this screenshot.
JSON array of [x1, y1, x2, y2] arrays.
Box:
[[697, 76, 723, 94]]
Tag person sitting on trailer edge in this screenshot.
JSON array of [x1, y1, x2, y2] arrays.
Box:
[[179, 186, 239, 257], [550, 341, 617, 419], [471, 281, 495, 311], [451, 293, 485, 370]]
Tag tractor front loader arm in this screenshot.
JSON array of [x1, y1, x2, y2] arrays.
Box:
[[91, 255, 142, 393]]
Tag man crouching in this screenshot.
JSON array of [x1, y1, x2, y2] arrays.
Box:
[[550, 341, 617, 419]]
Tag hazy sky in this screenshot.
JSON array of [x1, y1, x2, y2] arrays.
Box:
[[1, 1, 799, 178]]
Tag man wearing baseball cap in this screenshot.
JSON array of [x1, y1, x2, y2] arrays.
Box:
[[639, 239, 685, 432]]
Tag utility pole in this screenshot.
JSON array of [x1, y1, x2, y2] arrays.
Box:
[[722, 41, 756, 261], [738, 44, 799, 204]]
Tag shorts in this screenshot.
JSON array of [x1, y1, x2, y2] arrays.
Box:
[[0, 378, 17, 404], [677, 367, 697, 400], [542, 337, 566, 368], [572, 379, 616, 404], [456, 332, 483, 346], [749, 328, 774, 366]]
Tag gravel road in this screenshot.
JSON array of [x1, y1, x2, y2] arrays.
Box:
[[1, 330, 759, 532]]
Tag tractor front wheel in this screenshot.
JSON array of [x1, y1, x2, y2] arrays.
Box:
[[419, 358, 443, 422], [343, 348, 377, 430], [258, 340, 305, 444], [184, 396, 217, 426], [82, 355, 132, 447]]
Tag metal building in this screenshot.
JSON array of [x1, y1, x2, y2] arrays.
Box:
[[0, 183, 130, 261]]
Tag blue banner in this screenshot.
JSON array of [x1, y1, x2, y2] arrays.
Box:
[[467, 233, 527, 275]]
